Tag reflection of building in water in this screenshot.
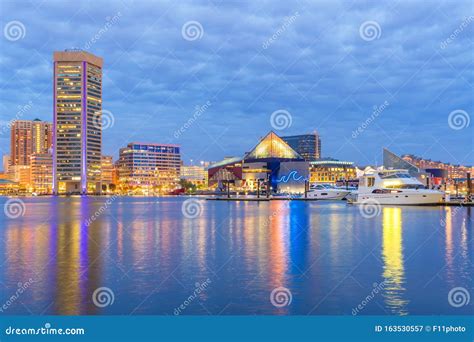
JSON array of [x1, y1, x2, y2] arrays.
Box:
[[382, 207, 409, 315], [55, 198, 102, 314]]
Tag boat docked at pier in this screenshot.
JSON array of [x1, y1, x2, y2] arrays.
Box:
[[306, 183, 351, 200], [351, 169, 444, 205]]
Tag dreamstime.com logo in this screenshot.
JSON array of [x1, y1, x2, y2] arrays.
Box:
[[181, 198, 204, 218], [270, 286, 292, 308], [359, 198, 381, 218], [448, 287, 470, 308], [3, 198, 26, 219], [352, 281, 386, 315], [173, 278, 212, 315], [4, 323, 85, 336], [92, 287, 115, 308], [3, 20, 26, 41], [270, 109, 292, 130], [448, 109, 470, 130], [359, 21, 381, 41], [92, 109, 115, 131], [181, 21, 204, 41]]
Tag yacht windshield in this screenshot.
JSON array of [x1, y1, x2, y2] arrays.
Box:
[[381, 173, 412, 179], [385, 184, 426, 189]]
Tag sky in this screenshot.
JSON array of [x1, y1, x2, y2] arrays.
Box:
[[0, 0, 473, 167]]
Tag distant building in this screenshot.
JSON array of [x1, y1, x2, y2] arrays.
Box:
[[401, 153, 473, 180], [181, 165, 208, 187], [281, 133, 321, 161], [10, 119, 52, 166], [383, 148, 419, 175], [116, 142, 181, 193], [309, 159, 356, 184], [53, 50, 103, 194], [30, 153, 53, 194], [2, 155, 10, 174], [101, 155, 114, 187]]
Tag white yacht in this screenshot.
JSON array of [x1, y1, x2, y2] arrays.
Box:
[[307, 183, 351, 200], [352, 169, 444, 205]]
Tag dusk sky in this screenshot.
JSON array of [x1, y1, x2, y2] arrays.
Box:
[[0, 0, 472, 167]]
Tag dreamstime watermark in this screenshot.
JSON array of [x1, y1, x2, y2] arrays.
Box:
[[0, 278, 36, 313], [3, 20, 26, 41], [352, 281, 386, 315], [0, 101, 34, 136], [359, 21, 381, 41], [181, 21, 204, 41], [270, 286, 292, 308], [173, 278, 212, 315], [84, 195, 118, 227], [92, 109, 115, 131], [270, 109, 292, 130], [448, 109, 470, 130], [440, 204, 464, 227], [448, 287, 470, 308], [352, 100, 390, 139], [359, 198, 381, 218], [181, 198, 204, 218], [262, 12, 299, 49], [5, 323, 85, 336], [440, 16, 474, 49], [92, 287, 115, 308], [83, 12, 122, 50], [3, 198, 26, 219], [174, 101, 212, 138]]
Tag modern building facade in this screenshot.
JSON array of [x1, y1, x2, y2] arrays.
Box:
[[53, 50, 103, 194], [208, 132, 309, 193], [281, 133, 321, 161], [181, 165, 208, 188], [309, 159, 356, 184], [116, 142, 181, 193], [30, 153, 53, 194], [101, 155, 114, 187]]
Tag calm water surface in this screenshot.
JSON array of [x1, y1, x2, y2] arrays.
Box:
[[0, 197, 472, 315]]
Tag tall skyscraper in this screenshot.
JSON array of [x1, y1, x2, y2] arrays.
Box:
[[53, 50, 103, 194], [281, 132, 321, 161]]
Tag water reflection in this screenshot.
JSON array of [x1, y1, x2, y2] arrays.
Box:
[[381, 207, 409, 315], [1, 198, 472, 315]]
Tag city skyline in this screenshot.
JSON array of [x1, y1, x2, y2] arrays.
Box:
[[0, 0, 473, 168]]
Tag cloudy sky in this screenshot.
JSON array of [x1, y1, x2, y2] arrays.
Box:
[[0, 0, 473, 166]]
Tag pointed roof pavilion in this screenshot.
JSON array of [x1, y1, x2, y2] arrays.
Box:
[[244, 131, 304, 162]]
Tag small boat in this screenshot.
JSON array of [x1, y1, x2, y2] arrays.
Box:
[[352, 169, 444, 205], [307, 184, 351, 200]]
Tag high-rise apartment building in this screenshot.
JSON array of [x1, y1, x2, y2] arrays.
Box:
[[10, 119, 52, 166], [53, 50, 103, 194], [281, 133, 321, 161]]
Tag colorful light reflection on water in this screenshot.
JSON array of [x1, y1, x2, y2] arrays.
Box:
[[0, 197, 472, 315]]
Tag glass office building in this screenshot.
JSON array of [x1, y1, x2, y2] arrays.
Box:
[[53, 50, 103, 194], [116, 143, 181, 192], [281, 133, 321, 161]]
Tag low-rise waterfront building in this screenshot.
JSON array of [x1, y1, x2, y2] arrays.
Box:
[[181, 165, 208, 188], [116, 142, 181, 194], [101, 155, 114, 191], [208, 131, 309, 194], [309, 159, 356, 184], [30, 153, 53, 194]]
